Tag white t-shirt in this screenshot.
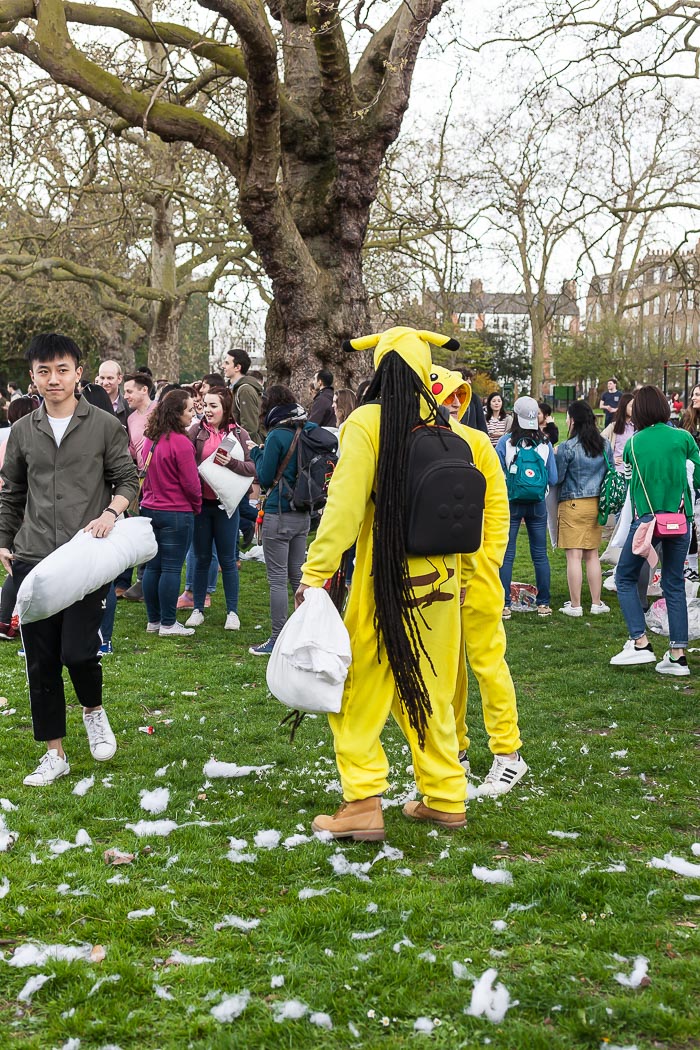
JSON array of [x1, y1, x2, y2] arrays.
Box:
[[46, 414, 72, 447]]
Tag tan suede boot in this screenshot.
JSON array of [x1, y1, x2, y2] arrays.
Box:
[[312, 797, 385, 842], [403, 800, 466, 830]]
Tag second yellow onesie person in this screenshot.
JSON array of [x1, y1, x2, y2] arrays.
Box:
[[297, 327, 506, 841], [431, 366, 527, 795]]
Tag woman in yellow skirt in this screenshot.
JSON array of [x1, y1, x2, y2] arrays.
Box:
[[556, 400, 614, 617]]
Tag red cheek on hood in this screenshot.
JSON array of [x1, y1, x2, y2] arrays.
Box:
[[431, 382, 444, 395]]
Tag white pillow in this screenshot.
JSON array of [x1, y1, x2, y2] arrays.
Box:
[[197, 435, 251, 518], [266, 588, 351, 714], [17, 517, 158, 624]]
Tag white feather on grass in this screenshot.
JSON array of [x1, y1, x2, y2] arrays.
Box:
[[210, 990, 251, 1022], [139, 788, 170, 814], [465, 968, 513, 1023], [472, 865, 513, 885]]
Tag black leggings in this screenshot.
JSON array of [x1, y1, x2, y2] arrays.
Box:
[[13, 560, 108, 741]]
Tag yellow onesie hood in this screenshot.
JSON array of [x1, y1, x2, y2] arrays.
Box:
[[342, 326, 459, 388], [429, 365, 471, 410]]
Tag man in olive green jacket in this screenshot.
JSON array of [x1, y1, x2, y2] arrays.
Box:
[[0, 333, 138, 787]]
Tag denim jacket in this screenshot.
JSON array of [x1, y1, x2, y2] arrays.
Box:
[[556, 435, 613, 500]]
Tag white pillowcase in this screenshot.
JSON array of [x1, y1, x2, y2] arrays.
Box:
[[17, 517, 158, 623]]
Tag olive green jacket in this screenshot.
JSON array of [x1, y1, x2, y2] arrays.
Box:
[[0, 396, 139, 564]]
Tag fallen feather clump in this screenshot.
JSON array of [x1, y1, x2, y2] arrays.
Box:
[[226, 837, 257, 864], [272, 999, 308, 1022], [0, 798, 18, 811], [648, 853, 700, 878], [692, 843, 700, 857], [8, 942, 105, 967], [253, 829, 281, 850], [309, 1012, 333, 1029], [0, 877, 8, 899], [298, 887, 338, 900], [283, 834, 313, 849], [72, 776, 95, 797], [465, 968, 513, 1023], [17, 973, 54, 1002], [329, 851, 371, 882], [213, 915, 260, 932], [165, 950, 217, 966], [547, 830, 580, 840], [104, 849, 135, 866], [350, 928, 384, 941], [472, 864, 513, 886], [211, 990, 251, 1022], [48, 829, 92, 855], [414, 1017, 435, 1034], [140, 788, 170, 815], [125, 820, 178, 838], [452, 961, 470, 980], [88, 974, 121, 996], [614, 956, 649, 988], [127, 907, 155, 920], [203, 759, 273, 779], [0, 814, 19, 852]]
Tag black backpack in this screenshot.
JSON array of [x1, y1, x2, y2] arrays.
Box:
[[404, 424, 486, 556], [291, 425, 339, 514]]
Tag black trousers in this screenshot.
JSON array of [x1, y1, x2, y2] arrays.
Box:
[[13, 560, 109, 742]]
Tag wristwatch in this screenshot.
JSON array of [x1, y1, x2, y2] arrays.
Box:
[[104, 507, 119, 518]]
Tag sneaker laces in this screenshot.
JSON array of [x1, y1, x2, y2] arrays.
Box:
[[84, 708, 109, 746]]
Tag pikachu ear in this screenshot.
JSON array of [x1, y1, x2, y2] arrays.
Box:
[[342, 334, 381, 353], [416, 330, 460, 352]]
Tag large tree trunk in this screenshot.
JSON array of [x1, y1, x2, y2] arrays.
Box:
[[0, 0, 447, 393], [147, 193, 184, 381]]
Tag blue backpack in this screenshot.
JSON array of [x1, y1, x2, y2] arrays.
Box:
[[506, 440, 548, 502]]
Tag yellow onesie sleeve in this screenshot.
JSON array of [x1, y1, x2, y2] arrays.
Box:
[[453, 422, 510, 583], [301, 406, 380, 586]]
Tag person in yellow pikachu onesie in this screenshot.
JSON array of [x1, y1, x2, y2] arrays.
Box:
[[297, 327, 483, 842], [431, 366, 528, 797]]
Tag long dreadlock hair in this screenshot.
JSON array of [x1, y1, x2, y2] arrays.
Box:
[[365, 351, 442, 750]]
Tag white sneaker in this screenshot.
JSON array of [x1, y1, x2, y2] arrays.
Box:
[[83, 707, 117, 761], [559, 602, 583, 617], [225, 611, 240, 631], [159, 622, 195, 636], [23, 748, 70, 786], [655, 651, 690, 677], [590, 602, 610, 615], [610, 639, 656, 666], [146, 621, 161, 633], [185, 610, 204, 627], [478, 753, 528, 796]]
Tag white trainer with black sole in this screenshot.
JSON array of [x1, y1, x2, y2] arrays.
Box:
[[655, 651, 690, 676], [610, 640, 656, 666], [23, 748, 70, 786], [478, 753, 528, 796]]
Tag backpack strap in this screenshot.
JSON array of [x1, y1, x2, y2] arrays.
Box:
[[271, 428, 301, 495]]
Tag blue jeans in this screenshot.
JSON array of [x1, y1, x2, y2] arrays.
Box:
[[617, 514, 690, 648], [142, 508, 194, 627], [193, 501, 240, 613], [185, 540, 218, 593], [499, 500, 551, 607], [99, 584, 117, 643]]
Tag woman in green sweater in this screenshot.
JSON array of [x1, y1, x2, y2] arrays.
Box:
[[611, 385, 700, 675]]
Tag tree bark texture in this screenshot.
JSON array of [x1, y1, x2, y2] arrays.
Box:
[[0, 0, 449, 391]]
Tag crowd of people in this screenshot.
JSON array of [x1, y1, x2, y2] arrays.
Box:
[[0, 333, 698, 841]]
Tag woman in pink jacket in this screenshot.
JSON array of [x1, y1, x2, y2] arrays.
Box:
[[185, 386, 256, 631], [141, 389, 202, 637]]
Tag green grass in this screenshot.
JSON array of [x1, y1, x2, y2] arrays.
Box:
[[0, 542, 698, 1050]]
